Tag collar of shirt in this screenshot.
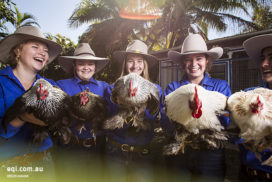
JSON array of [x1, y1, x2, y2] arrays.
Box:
[[73, 76, 98, 85], [181, 72, 213, 87], [0, 66, 43, 90]]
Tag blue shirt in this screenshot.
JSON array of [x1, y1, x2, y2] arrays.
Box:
[[238, 84, 272, 173], [57, 76, 109, 139], [161, 73, 231, 133], [0, 66, 55, 160], [105, 82, 163, 146]]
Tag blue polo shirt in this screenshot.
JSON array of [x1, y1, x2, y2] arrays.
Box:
[[238, 84, 272, 173], [105, 83, 163, 146], [0, 66, 55, 160], [161, 72, 231, 133], [57, 76, 109, 139]]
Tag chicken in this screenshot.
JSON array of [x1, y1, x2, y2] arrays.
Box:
[[163, 84, 228, 155], [227, 87, 272, 166], [2, 79, 73, 145], [70, 88, 108, 143], [103, 73, 159, 131]]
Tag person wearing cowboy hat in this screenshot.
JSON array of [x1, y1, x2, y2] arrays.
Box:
[[0, 25, 62, 179], [103, 40, 162, 181], [237, 34, 272, 182], [53, 43, 109, 179], [162, 33, 231, 182], [56, 43, 109, 146]]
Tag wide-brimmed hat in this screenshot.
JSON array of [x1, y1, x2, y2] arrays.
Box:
[[168, 33, 223, 63], [58, 43, 109, 73], [112, 40, 158, 68], [243, 34, 272, 65], [0, 26, 62, 64]]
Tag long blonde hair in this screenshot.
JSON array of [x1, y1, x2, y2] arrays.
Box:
[[119, 55, 150, 80]]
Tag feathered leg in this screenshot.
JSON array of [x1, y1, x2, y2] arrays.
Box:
[[103, 109, 129, 130], [132, 104, 152, 131]]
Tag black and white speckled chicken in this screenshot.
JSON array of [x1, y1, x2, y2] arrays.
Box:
[[227, 87, 272, 166], [163, 84, 228, 155], [2, 78, 73, 145], [70, 88, 108, 143], [104, 73, 159, 131]]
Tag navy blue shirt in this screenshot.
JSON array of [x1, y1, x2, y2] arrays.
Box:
[[238, 84, 272, 173], [0, 66, 55, 160], [161, 73, 231, 133], [57, 76, 109, 139], [105, 83, 163, 146]]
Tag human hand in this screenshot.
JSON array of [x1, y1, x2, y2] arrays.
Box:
[[19, 112, 47, 126], [70, 112, 86, 121]]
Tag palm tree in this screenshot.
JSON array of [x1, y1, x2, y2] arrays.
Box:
[[40, 33, 77, 81], [0, 0, 15, 39], [149, 0, 268, 49], [12, 6, 39, 29], [68, 0, 151, 56], [251, 4, 272, 30]]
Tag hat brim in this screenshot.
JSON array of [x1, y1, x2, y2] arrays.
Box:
[[112, 50, 158, 68], [0, 33, 62, 64], [58, 55, 109, 73], [243, 34, 272, 65], [168, 47, 223, 63]]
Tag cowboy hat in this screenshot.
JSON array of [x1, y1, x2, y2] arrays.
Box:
[[112, 40, 158, 68], [168, 33, 223, 63], [0, 26, 62, 64], [58, 43, 109, 73], [243, 34, 272, 65]]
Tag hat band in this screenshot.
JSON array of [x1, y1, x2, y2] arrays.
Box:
[[127, 49, 147, 54], [75, 53, 95, 57], [182, 50, 208, 54]]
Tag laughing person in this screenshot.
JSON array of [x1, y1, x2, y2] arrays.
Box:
[[0, 26, 62, 180], [162, 33, 231, 182], [238, 34, 272, 182]]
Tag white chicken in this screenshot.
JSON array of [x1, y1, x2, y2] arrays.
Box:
[[163, 83, 228, 155], [227, 87, 272, 166]]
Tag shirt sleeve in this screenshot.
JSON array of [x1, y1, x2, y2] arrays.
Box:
[[159, 83, 175, 134], [0, 83, 22, 138], [218, 80, 232, 128], [104, 85, 118, 117]]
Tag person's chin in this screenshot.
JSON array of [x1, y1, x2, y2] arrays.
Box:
[[262, 76, 272, 83]]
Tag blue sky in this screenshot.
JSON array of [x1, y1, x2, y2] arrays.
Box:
[[8, 0, 89, 43], [8, 0, 251, 44]]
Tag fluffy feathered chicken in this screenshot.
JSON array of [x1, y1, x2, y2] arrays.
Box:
[[2, 79, 73, 145], [163, 84, 228, 155], [70, 88, 108, 143], [103, 73, 159, 131], [227, 87, 272, 166]]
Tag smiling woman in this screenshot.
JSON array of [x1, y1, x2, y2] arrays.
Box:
[[0, 25, 62, 180], [74, 59, 96, 81], [161, 33, 231, 182]]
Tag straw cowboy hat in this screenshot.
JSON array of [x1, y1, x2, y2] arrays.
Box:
[[0, 26, 62, 64], [243, 34, 272, 65], [168, 33, 223, 63], [112, 40, 158, 68], [58, 43, 109, 73]]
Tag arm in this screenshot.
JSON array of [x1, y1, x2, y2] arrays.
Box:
[[159, 83, 176, 134], [218, 81, 232, 128], [104, 85, 118, 117]]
